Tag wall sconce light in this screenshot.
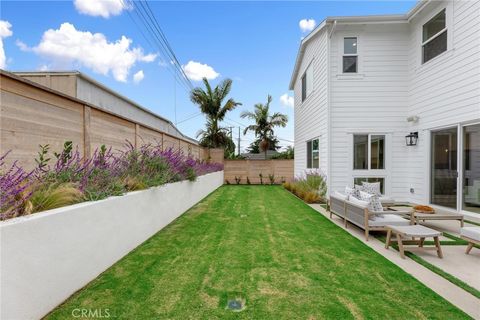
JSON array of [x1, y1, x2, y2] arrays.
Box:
[[405, 132, 418, 146]]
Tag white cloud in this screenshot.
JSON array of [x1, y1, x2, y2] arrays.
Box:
[[182, 60, 219, 81], [16, 39, 29, 51], [280, 93, 294, 108], [22, 23, 156, 82], [299, 19, 316, 33], [133, 70, 144, 83], [0, 20, 13, 69], [74, 0, 126, 18]]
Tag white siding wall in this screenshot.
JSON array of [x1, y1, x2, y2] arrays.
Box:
[[406, 0, 480, 204], [329, 24, 410, 199], [294, 29, 329, 178], [292, 0, 479, 203]]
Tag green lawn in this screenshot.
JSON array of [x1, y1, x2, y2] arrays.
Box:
[[47, 186, 469, 319]]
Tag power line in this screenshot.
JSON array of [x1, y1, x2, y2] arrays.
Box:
[[123, 0, 193, 92], [141, 0, 193, 89]]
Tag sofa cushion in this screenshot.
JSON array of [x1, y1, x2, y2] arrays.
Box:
[[348, 196, 369, 209], [368, 214, 410, 227], [461, 227, 480, 242], [362, 182, 381, 196], [332, 191, 348, 201]]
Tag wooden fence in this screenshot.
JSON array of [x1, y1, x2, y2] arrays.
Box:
[[0, 71, 205, 170], [224, 159, 294, 184]]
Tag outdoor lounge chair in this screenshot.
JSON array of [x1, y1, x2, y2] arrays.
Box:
[[460, 227, 480, 254], [329, 193, 411, 241]]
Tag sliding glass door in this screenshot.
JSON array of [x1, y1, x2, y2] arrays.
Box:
[[431, 128, 457, 209], [463, 124, 480, 214]]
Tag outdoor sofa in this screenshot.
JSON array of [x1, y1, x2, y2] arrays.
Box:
[[329, 192, 411, 241]]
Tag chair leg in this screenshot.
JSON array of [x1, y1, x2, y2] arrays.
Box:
[[365, 229, 369, 242], [344, 217, 348, 228], [419, 237, 425, 248], [396, 234, 405, 259], [466, 242, 474, 254], [434, 236, 443, 258], [385, 229, 392, 249]]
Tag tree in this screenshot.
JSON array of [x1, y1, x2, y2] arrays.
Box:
[[240, 95, 288, 159], [246, 137, 280, 154], [190, 78, 241, 154]]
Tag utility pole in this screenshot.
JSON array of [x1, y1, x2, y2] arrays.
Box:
[[237, 126, 241, 155]]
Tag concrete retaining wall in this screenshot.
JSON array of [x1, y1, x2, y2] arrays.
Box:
[[0, 171, 224, 320]]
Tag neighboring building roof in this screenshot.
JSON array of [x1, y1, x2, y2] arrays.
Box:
[[289, 0, 430, 89], [12, 70, 198, 144]]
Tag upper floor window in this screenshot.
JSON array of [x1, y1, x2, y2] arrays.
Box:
[[422, 9, 447, 64], [307, 138, 319, 168], [343, 37, 358, 73], [301, 63, 313, 102], [353, 134, 385, 170]]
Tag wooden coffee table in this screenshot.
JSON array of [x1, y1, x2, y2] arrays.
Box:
[[385, 225, 443, 259]]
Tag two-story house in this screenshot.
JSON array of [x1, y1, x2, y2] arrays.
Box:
[[290, 0, 480, 218]]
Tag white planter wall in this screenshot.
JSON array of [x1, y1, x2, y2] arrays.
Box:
[[0, 171, 223, 320]]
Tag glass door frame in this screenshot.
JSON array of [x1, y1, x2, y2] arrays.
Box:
[[460, 121, 480, 215], [428, 120, 480, 215]]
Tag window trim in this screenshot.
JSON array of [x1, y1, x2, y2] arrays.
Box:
[[343, 36, 358, 73], [306, 138, 320, 169], [421, 8, 448, 65]]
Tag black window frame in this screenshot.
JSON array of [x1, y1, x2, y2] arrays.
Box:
[[307, 138, 319, 169], [422, 9, 447, 64], [343, 37, 358, 73]]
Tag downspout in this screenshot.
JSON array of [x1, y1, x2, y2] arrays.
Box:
[[326, 20, 336, 196]]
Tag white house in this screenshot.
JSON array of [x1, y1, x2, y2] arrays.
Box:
[[290, 0, 480, 218]]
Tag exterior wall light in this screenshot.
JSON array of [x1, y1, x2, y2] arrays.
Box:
[[405, 132, 419, 146]]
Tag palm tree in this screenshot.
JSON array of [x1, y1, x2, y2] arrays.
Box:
[[190, 78, 241, 153], [241, 95, 288, 159]]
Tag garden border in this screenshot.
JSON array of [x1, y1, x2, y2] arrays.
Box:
[[0, 171, 223, 320]]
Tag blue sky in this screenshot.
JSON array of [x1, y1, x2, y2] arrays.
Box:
[[1, 0, 416, 151]]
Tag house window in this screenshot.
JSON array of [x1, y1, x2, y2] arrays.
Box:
[[343, 37, 358, 73], [354, 177, 385, 194], [422, 9, 447, 64], [301, 63, 313, 102], [307, 138, 319, 168], [353, 134, 385, 170]]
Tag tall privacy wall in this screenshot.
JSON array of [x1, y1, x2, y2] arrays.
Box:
[[0, 71, 205, 170], [224, 159, 294, 184]]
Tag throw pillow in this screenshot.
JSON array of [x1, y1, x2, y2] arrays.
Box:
[[362, 182, 381, 196], [345, 186, 357, 199], [359, 191, 384, 213]]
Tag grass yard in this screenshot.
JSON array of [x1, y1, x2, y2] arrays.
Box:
[[47, 186, 468, 319]]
